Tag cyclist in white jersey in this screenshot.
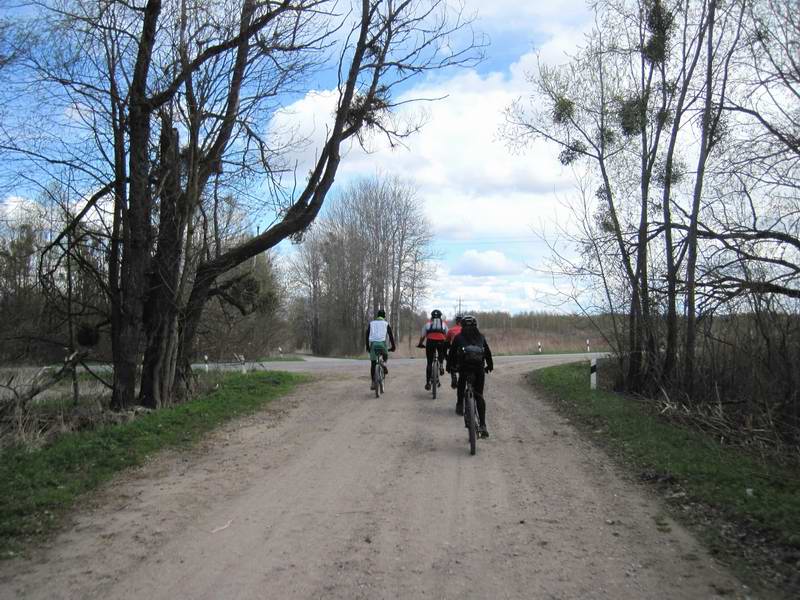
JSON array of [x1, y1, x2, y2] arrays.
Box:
[[365, 309, 396, 389]]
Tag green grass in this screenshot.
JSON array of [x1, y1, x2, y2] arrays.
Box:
[[0, 370, 308, 558], [495, 349, 609, 356], [532, 362, 800, 547]]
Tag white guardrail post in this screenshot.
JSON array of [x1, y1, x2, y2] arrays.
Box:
[[590, 358, 597, 390]]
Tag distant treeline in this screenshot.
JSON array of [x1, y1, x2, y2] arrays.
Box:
[[0, 219, 286, 366]]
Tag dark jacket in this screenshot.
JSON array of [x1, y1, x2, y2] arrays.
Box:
[[447, 329, 493, 372]]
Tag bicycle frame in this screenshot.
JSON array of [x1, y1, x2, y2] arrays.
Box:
[[431, 355, 439, 399], [373, 353, 385, 397], [463, 372, 479, 455]]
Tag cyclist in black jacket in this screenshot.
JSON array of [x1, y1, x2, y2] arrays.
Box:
[[446, 315, 494, 438]]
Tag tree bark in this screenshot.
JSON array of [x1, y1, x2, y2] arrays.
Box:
[[111, 0, 162, 411], [140, 121, 185, 408]]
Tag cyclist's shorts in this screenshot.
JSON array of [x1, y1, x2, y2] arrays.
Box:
[[369, 341, 388, 362]]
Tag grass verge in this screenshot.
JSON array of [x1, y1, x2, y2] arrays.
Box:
[[530, 362, 800, 597], [495, 350, 609, 356], [0, 370, 308, 558]]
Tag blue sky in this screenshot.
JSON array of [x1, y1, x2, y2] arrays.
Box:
[[274, 0, 595, 315]]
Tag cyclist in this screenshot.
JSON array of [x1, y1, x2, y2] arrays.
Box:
[[416, 309, 448, 391], [446, 315, 493, 438], [365, 309, 396, 390], [445, 314, 463, 395]]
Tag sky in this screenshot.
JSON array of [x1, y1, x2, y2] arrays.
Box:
[[272, 0, 596, 316], [0, 0, 596, 317]]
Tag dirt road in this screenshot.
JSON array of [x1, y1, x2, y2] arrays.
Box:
[[1, 356, 748, 599]]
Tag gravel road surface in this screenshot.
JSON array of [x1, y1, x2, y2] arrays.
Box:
[[0, 355, 747, 599]]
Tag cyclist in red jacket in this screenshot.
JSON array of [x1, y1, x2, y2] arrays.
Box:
[[445, 315, 463, 394], [416, 309, 448, 391]]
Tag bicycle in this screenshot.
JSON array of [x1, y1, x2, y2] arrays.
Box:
[[431, 354, 440, 399], [373, 353, 386, 398], [463, 372, 479, 455], [417, 342, 442, 398]]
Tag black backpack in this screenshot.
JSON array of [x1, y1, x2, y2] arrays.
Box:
[[460, 343, 485, 367]]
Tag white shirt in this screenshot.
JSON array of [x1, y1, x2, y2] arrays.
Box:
[[368, 319, 389, 343]]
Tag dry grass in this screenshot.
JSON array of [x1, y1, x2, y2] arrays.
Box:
[[0, 366, 113, 449], [479, 328, 609, 355], [0, 364, 235, 450], [388, 327, 610, 359]]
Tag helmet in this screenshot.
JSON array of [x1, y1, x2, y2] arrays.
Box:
[[454, 315, 463, 325], [461, 315, 477, 328], [431, 309, 442, 319], [376, 309, 386, 318]]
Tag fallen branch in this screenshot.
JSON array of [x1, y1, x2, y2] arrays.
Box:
[[0, 351, 88, 419]]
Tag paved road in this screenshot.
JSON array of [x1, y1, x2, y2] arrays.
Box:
[[1, 355, 746, 599]]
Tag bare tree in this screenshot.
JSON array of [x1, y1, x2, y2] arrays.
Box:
[[1, 0, 484, 408], [288, 174, 434, 355], [287, 228, 326, 354], [691, 0, 800, 304], [502, 0, 750, 393]]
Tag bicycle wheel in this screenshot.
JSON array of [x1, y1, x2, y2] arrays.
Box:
[[465, 385, 477, 455], [374, 363, 381, 398], [432, 360, 438, 399]]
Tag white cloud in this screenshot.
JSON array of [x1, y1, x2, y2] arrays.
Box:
[[0, 196, 43, 226], [451, 249, 523, 276], [459, 0, 591, 26], [425, 259, 575, 315], [336, 68, 572, 189], [268, 89, 340, 168]]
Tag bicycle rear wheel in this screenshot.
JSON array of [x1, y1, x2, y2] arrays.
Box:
[[465, 385, 477, 455], [431, 360, 438, 399], [374, 364, 381, 398]]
